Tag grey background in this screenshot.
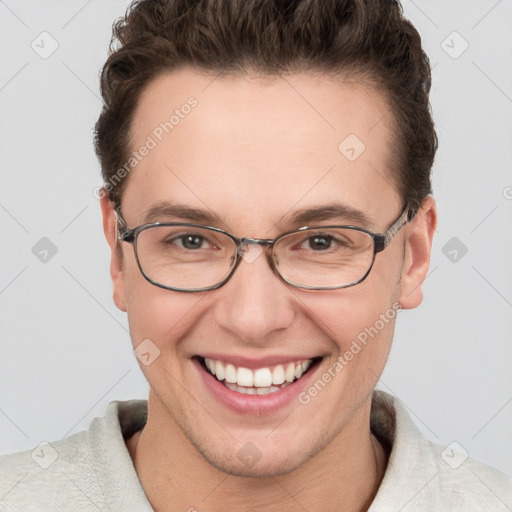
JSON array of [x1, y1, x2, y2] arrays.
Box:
[[1, 0, 511, 478]]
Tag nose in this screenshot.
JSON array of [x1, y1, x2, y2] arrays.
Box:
[[212, 243, 296, 344]]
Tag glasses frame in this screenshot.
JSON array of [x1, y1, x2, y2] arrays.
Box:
[[115, 206, 413, 293]]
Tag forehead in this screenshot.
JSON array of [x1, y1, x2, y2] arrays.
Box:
[[122, 67, 401, 232]]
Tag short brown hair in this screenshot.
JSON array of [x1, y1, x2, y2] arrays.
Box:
[[94, 0, 437, 213]]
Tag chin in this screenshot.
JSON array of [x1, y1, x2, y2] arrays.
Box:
[[200, 449, 309, 478], [187, 426, 336, 479]]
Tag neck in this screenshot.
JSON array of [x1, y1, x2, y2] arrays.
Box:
[[127, 395, 388, 512]]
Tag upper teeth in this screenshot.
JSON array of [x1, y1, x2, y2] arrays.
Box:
[[204, 358, 312, 388]]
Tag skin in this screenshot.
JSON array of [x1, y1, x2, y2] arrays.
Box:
[[100, 67, 437, 511]]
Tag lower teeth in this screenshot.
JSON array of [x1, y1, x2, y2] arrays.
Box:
[[223, 381, 291, 395]]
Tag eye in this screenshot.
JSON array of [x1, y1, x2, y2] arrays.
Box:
[[307, 234, 335, 251], [299, 232, 351, 251], [169, 233, 211, 250]]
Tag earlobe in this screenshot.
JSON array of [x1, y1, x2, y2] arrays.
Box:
[[398, 197, 437, 309], [100, 193, 127, 312]]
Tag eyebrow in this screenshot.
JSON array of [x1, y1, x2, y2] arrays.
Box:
[[141, 201, 372, 230], [142, 202, 227, 225], [282, 203, 372, 228]]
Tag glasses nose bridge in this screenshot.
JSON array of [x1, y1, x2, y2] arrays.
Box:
[[236, 237, 275, 268], [236, 237, 275, 253], [230, 237, 281, 287]]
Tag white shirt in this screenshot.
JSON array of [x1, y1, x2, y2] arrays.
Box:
[[1, 391, 511, 511]]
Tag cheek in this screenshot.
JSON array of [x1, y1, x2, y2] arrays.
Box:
[[305, 290, 396, 349], [122, 256, 202, 351], [299, 257, 402, 365]]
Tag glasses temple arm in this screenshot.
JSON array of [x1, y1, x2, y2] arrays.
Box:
[[114, 207, 128, 244], [379, 206, 413, 250]]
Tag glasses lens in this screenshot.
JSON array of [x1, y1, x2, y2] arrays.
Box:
[[274, 227, 374, 288], [135, 225, 237, 290]]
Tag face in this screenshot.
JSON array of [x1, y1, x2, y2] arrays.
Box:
[[101, 67, 436, 477]]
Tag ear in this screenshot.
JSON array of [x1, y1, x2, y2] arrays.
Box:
[[100, 193, 127, 312], [398, 196, 437, 309]]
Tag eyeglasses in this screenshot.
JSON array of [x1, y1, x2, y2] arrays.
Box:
[[115, 206, 412, 293]]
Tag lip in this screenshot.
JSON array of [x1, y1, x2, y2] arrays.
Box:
[[193, 356, 321, 415]]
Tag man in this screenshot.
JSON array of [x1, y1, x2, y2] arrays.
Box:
[[1, 0, 511, 510]]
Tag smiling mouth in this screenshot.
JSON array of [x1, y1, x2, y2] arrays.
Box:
[[197, 356, 321, 395]]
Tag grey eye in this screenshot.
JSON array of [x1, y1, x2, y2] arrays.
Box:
[[178, 234, 205, 250]]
